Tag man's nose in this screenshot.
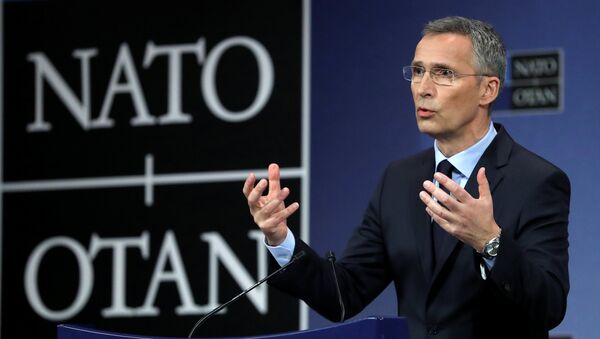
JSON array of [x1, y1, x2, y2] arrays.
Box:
[[416, 72, 436, 97]]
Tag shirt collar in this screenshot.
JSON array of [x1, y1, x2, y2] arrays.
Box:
[[434, 121, 497, 179]]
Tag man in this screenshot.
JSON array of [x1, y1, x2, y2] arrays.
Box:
[[243, 16, 569, 339]]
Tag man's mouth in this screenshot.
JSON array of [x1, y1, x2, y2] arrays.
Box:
[[417, 107, 435, 118]]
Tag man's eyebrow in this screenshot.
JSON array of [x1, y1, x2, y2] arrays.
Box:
[[431, 63, 454, 70], [410, 61, 454, 69]]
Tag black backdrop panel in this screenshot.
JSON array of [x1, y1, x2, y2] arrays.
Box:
[[2, 1, 305, 338], [3, 1, 302, 181], [2, 181, 302, 337]]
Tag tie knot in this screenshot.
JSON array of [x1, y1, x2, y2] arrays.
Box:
[[436, 159, 454, 177]]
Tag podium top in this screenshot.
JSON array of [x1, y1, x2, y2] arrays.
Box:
[[58, 316, 410, 339]]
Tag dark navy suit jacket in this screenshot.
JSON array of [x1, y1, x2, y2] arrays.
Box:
[[270, 124, 570, 339]]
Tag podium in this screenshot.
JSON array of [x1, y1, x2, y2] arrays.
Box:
[[57, 316, 410, 339]]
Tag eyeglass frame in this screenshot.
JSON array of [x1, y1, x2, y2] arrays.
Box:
[[402, 65, 491, 86]]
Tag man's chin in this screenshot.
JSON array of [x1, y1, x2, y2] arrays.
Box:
[[416, 120, 440, 137]]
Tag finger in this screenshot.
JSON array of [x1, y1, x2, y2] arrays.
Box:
[[278, 187, 291, 200], [259, 202, 300, 229], [267, 163, 281, 197], [422, 180, 459, 210], [247, 178, 268, 207], [426, 207, 449, 229], [242, 173, 256, 198], [419, 190, 454, 222], [433, 172, 471, 203], [260, 188, 291, 215], [477, 167, 491, 199], [273, 202, 300, 224]]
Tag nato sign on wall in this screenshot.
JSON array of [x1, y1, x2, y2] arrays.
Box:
[[493, 49, 563, 116], [1, 2, 307, 338]]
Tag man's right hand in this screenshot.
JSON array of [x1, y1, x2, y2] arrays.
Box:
[[243, 163, 299, 246]]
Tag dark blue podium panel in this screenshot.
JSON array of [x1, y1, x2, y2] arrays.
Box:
[[58, 317, 409, 339]]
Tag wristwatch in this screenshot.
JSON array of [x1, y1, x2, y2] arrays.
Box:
[[481, 233, 501, 259]]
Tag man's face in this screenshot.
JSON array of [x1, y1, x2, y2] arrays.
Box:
[[411, 33, 486, 141]]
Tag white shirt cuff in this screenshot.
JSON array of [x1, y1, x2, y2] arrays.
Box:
[[479, 257, 496, 280]]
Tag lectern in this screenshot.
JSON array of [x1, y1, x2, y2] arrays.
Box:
[[58, 316, 410, 339]]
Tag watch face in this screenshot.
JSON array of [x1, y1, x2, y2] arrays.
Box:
[[485, 239, 500, 257], [488, 243, 499, 256]]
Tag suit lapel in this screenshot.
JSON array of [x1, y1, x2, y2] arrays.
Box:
[[412, 150, 436, 282]]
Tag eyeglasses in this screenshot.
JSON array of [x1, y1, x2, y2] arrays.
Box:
[[402, 65, 490, 86]]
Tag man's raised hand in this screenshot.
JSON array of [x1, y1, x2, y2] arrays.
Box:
[[419, 167, 500, 252], [243, 163, 299, 246]]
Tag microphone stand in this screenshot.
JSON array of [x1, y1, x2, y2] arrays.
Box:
[[187, 250, 306, 338]]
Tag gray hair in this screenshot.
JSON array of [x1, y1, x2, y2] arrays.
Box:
[[422, 16, 506, 88]]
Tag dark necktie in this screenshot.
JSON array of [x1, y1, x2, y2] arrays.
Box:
[[432, 159, 455, 271]]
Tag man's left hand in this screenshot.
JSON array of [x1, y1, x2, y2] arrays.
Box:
[[419, 167, 501, 252]]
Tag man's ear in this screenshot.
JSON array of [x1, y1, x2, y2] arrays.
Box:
[[480, 76, 500, 107]]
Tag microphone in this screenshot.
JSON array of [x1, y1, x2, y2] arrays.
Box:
[[187, 250, 306, 338], [326, 251, 345, 323]]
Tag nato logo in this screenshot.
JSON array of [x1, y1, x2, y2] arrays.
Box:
[[494, 50, 563, 116]]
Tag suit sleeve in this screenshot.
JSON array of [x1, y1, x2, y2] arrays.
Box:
[[488, 168, 570, 330], [268, 167, 393, 322]]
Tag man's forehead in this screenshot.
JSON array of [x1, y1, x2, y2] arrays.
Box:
[[412, 33, 474, 69]]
